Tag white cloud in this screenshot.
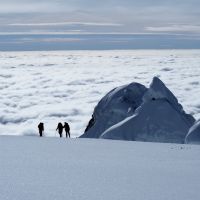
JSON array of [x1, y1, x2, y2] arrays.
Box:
[[9, 22, 123, 27], [146, 25, 200, 33]]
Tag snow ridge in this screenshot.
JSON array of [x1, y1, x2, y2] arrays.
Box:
[[185, 120, 200, 144], [80, 82, 147, 138], [81, 77, 195, 143]]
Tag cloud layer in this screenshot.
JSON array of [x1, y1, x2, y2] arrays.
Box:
[[0, 50, 200, 137]]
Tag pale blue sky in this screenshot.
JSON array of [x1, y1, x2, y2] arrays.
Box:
[[0, 0, 200, 50], [0, 0, 200, 34]]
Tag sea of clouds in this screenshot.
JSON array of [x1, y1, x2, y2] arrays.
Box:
[[0, 50, 200, 137]]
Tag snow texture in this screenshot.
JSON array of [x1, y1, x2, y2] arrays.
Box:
[[82, 77, 195, 143], [185, 120, 200, 144], [0, 50, 200, 137], [0, 136, 200, 200]]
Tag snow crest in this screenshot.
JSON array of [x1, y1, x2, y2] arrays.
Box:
[[81, 77, 195, 143], [185, 120, 200, 144]]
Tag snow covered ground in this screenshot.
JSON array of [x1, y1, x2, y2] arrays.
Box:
[[0, 136, 200, 200], [0, 50, 200, 137]]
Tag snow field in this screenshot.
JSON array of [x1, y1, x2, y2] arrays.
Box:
[[0, 136, 200, 200]]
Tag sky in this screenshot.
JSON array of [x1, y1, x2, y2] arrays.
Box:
[[0, 0, 200, 50], [0, 0, 200, 34]]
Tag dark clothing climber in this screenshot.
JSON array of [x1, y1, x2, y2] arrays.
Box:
[[38, 122, 44, 137], [56, 122, 63, 137], [63, 122, 70, 138]]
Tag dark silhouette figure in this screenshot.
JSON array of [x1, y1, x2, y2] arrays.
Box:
[[56, 122, 63, 137], [63, 122, 70, 138], [38, 122, 44, 137]]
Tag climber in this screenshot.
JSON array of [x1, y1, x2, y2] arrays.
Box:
[[56, 122, 63, 137], [63, 122, 70, 138], [38, 122, 44, 137]]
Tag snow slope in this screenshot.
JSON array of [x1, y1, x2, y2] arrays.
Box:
[[0, 136, 200, 200], [101, 100, 192, 143], [0, 50, 200, 137]]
